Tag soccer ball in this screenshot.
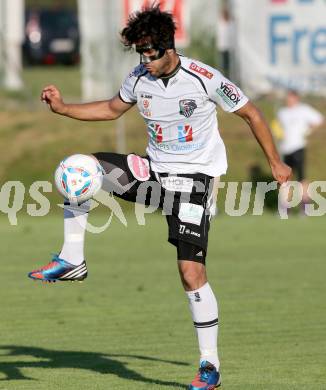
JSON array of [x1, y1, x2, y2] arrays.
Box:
[[55, 154, 103, 203]]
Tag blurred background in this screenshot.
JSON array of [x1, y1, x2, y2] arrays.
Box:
[[0, 0, 325, 205]]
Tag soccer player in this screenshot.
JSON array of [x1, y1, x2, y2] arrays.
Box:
[[28, 6, 291, 389]]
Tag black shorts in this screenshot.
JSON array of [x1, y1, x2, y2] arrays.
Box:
[[283, 148, 305, 182], [93, 152, 216, 263]]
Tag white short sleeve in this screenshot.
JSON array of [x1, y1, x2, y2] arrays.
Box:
[[208, 71, 249, 112], [188, 60, 249, 112]]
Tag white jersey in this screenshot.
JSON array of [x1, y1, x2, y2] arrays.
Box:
[[119, 56, 248, 176], [277, 103, 324, 155]]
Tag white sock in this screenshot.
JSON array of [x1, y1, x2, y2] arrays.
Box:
[[186, 282, 220, 370], [59, 201, 91, 265]]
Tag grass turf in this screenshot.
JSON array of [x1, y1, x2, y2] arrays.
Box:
[[0, 212, 325, 389]]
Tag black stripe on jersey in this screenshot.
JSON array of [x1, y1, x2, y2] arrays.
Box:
[[180, 67, 208, 94], [118, 92, 136, 104], [194, 318, 218, 328], [133, 71, 149, 94]]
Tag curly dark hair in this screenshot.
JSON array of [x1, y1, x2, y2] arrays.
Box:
[[121, 3, 176, 50]]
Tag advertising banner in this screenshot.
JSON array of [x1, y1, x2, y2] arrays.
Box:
[[231, 0, 326, 96]]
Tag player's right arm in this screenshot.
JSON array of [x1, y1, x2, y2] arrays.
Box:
[[40, 84, 134, 121]]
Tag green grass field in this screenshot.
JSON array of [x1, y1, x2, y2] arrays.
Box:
[[0, 212, 325, 389]]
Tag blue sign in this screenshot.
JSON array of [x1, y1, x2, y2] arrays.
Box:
[[270, 15, 326, 65]]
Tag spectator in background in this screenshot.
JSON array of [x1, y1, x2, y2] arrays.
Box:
[[216, 6, 233, 78], [274, 90, 324, 212]]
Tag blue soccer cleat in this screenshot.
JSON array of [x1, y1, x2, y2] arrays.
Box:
[[188, 361, 221, 390], [28, 254, 88, 282]]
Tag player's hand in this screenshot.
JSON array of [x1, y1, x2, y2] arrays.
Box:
[[40, 85, 66, 114], [270, 160, 292, 185]]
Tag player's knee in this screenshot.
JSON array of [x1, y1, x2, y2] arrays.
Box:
[[178, 261, 206, 291]]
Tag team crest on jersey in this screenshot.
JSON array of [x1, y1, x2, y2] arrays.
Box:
[[179, 99, 197, 118], [178, 125, 193, 142], [149, 123, 163, 143]]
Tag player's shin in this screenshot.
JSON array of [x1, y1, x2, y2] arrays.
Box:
[[186, 282, 220, 370], [59, 200, 91, 265]]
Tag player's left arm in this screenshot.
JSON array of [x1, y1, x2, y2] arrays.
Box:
[[234, 101, 292, 184]]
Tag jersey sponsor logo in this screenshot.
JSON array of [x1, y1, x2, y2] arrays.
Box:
[[179, 99, 197, 118], [178, 224, 201, 239], [141, 95, 152, 117], [185, 227, 201, 238], [148, 123, 163, 143], [153, 141, 205, 152], [171, 142, 204, 151], [140, 93, 152, 99], [143, 109, 152, 117], [189, 62, 214, 79], [161, 176, 194, 193], [178, 125, 193, 142], [216, 81, 241, 107]]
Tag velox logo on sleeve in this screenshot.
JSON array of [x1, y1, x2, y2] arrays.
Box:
[[216, 81, 241, 108]]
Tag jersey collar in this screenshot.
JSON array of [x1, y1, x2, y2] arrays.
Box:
[[160, 59, 181, 80], [159, 59, 181, 87]]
